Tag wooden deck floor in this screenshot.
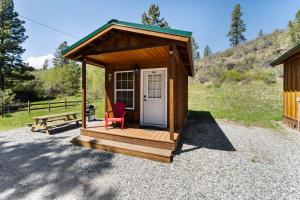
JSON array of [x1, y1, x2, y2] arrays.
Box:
[[84, 121, 178, 143]]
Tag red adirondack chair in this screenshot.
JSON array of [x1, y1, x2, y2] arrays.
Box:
[[105, 102, 127, 130]]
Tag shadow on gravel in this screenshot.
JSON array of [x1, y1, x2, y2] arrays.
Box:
[[0, 135, 116, 200], [176, 111, 236, 154]]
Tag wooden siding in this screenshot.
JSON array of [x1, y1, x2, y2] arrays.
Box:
[[283, 53, 300, 122], [173, 47, 188, 131], [104, 45, 189, 131], [105, 59, 169, 124]]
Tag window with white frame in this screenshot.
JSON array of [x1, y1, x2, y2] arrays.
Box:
[[114, 71, 134, 109]]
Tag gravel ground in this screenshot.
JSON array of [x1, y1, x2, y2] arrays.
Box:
[[0, 119, 300, 200]]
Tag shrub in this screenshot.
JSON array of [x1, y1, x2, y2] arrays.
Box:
[[224, 69, 245, 82], [40, 63, 81, 98], [261, 70, 277, 84], [207, 66, 226, 85], [87, 65, 105, 99], [12, 79, 45, 101], [223, 49, 234, 57], [254, 69, 277, 84]]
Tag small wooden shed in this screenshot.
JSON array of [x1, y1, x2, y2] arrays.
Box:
[[271, 44, 300, 129], [63, 20, 194, 162]]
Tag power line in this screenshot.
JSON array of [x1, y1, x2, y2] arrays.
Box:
[[19, 15, 80, 39]]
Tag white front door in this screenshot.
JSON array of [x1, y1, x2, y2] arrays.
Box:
[[141, 69, 167, 127]]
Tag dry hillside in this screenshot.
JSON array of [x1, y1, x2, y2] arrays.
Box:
[[192, 29, 292, 84]]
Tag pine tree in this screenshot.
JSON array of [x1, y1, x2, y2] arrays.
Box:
[[43, 59, 49, 70], [52, 41, 70, 67], [227, 4, 246, 47], [203, 45, 212, 57], [258, 29, 264, 37], [0, 0, 33, 91], [288, 10, 300, 45], [141, 4, 169, 27], [192, 37, 200, 59]]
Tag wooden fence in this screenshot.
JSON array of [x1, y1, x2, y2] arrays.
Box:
[[0, 98, 99, 117], [26, 99, 82, 114]]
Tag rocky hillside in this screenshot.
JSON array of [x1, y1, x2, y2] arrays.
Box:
[[192, 29, 292, 84]]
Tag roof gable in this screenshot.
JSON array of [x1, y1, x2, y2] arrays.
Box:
[[271, 44, 300, 66], [62, 20, 192, 56]]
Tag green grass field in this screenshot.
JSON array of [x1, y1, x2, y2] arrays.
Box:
[[0, 81, 283, 131], [189, 81, 283, 128], [0, 98, 104, 131]]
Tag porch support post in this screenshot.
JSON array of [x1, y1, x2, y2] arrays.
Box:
[[169, 44, 175, 140], [82, 60, 87, 129]]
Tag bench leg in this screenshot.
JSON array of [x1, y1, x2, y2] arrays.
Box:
[[45, 128, 50, 135], [31, 126, 35, 132]]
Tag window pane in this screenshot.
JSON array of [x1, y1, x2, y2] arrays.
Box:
[[148, 90, 154, 98], [116, 91, 122, 101], [128, 72, 133, 80], [121, 81, 127, 89], [156, 90, 161, 98], [121, 72, 127, 80], [128, 80, 133, 89], [148, 82, 153, 90], [116, 73, 121, 81], [156, 74, 162, 82], [116, 81, 121, 89]]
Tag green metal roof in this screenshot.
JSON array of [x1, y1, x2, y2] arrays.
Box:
[[62, 19, 192, 55], [271, 43, 300, 66]]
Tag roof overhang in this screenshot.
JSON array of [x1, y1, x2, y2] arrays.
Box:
[[271, 44, 300, 66], [62, 20, 194, 76]]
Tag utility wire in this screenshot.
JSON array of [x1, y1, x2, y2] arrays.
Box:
[[19, 15, 80, 39]]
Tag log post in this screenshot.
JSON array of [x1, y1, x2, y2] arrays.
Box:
[[65, 99, 67, 109], [82, 60, 87, 128], [1, 102, 3, 117], [48, 100, 51, 111], [28, 100, 31, 114], [169, 45, 175, 140]]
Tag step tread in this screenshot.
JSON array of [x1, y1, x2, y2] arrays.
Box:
[[72, 135, 173, 158]]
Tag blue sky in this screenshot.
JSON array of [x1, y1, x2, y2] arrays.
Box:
[[14, 0, 300, 68]]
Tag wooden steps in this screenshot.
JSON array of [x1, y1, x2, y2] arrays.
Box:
[[71, 135, 173, 163], [80, 128, 177, 150]]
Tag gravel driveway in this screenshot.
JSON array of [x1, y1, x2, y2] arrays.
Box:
[[0, 118, 300, 200]]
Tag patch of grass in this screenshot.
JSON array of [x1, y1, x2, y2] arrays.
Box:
[[0, 81, 283, 131], [0, 98, 104, 132], [188, 81, 282, 128]]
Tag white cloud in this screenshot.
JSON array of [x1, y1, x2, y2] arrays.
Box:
[[26, 54, 54, 69]]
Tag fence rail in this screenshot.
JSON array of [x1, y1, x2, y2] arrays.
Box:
[[27, 99, 82, 113], [0, 98, 101, 117]]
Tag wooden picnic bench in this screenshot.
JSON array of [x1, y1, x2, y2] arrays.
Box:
[[29, 112, 81, 134]]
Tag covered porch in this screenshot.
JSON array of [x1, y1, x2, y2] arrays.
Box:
[[63, 20, 193, 162]]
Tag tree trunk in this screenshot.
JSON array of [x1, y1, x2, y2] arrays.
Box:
[[0, 71, 4, 91]]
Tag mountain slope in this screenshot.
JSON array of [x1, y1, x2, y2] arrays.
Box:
[[192, 29, 292, 84]]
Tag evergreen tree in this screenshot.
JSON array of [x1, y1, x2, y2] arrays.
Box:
[[288, 10, 300, 45], [258, 29, 264, 37], [52, 41, 70, 67], [141, 4, 169, 27], [0, 0, 33, 91], [227, 4, 246, 47], [43, 59, 49, 70], [192, 37, 200, 59], [203, 45, 212, 57]]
